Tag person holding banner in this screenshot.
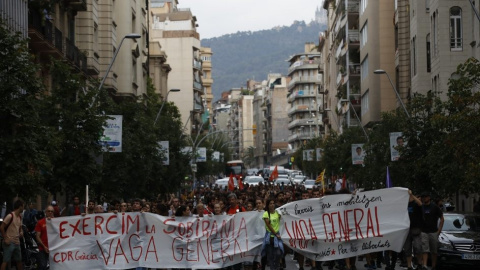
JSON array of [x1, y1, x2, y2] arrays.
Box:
[[35, 205, 54, 270], [262, 198, 283, 270]]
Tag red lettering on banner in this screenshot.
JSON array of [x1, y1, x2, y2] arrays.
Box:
[[237, 218, 247, 238], [375, 207, 383, 237], [82, 217, 91, 235], [220, 238, 233, 262], [129, 234, 142, 261], [210, 220, 218, 237], [59, 221, 69, 239], [354, 209, 364, 239], [210, 238, 220, 263], [366, 208, 375, 237], [202, 220, 210, 238], [97, 239, 113, 265], [106, 215, 117, 234], [69, 219, 82, 237], [127, 215, 140, 233], [146, 225, 155, 234], [185, 238, 196, 261], [114, 239, 129, 265], [95, 216, 104, 235], [172, 237, 183, 261], [163, 218, 176, 234], [145, 236, 158, 262]]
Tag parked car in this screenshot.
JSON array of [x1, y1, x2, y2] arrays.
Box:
[[302, 179, 318, 189], [244, 176, 265, 186], [291, 174, 306, 185], [437, 212, 480, 269], [274, 175, 291, 186], [247, 168, 259, 176], [214, 177, 237, 190]]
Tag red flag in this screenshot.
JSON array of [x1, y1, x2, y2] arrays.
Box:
[[268, 165, 279, 182], [238, 177, 244, 190], [341, 173, 347, 189], [228, 173, 235, 191]]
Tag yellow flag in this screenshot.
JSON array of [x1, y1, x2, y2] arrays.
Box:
[[316, 169, 326, 193]]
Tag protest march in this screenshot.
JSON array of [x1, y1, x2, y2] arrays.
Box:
[[46, 188, 410, 270]]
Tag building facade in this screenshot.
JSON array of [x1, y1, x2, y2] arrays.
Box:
[[287, 43, 324, 151], [150, 0, 203, 135], [201, 47, 214, 122]]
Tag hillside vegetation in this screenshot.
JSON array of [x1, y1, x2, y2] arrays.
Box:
[[201, 20, 327, 100]]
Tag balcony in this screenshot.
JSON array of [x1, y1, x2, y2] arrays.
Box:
[[64, 0, 87, 12], [288, 75, 322, 89], [348, 30, 359, 44], [349, 64, 361, 76], [288, 59, 321, 75], [28, 11, 64, 59], [287, 89, 317, 102], [288, 132, 314, 143], [66, 38, 87, 73], [288, 117, 322, 129], [288, 104, 314, 116], [347, 0, 360, 13], [193, 59, 202, 70], [193, 81, 203, 91]]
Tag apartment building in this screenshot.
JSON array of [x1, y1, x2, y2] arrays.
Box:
[[287, 43, 324, 151], [265, 75, 290, 166], [1, 0, 28, 38], [416, 0, 477, 98], [150, 0, 203, 135], [251, 80, 267, 168], [321, 0, 396, 135], [201, 47, 214, 121]]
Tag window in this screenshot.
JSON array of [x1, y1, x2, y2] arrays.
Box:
[[361, 56, 369, 81], [426, 34, 431, 72], [360, 22, 368, 49], [361, 90, 369, 116], [360, 0, 368, 15], [412, 36, 417, 77], [450, 7, 462, 50]]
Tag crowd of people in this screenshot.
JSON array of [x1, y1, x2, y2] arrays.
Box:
[[1, 180, 449, 270]]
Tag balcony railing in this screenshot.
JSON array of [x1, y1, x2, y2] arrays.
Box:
[[193, 81, 202, 91], [288, 104, 314, 115], [54, 28, 63, 52], [193, 59, 202, 70], [288, 59, 321, 74], [347, 0, 360, 13]]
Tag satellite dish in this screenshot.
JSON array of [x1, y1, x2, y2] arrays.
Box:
[[277, 149, 281, 155]]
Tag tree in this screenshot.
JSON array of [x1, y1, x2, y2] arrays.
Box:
[[41, 59, 108, 199], [0, 23, 52, 203], [100, 79, 189, 200]]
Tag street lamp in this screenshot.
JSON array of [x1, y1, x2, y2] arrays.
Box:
[[91, 33, 141, 107], [154, 89, 181, 126], [373, 69, 410, 118]]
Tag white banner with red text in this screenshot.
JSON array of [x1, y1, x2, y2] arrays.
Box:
[[47, 212, 265, 270], [277, 187, 410, 261], [47, 188, 410, 269]]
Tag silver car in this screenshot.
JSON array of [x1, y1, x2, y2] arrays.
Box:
[[244, 176, 265, 186]]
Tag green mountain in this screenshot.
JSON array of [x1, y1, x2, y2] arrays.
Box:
[[201, 20, 327, 100]]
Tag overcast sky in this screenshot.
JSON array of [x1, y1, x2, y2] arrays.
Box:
[[178, 0, 321, 39]]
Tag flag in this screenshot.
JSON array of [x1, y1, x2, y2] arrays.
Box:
[[228, 173, 235, 191], [316, 169, 326, 194], [386, 166, 392, 188], [238, 177, 244, 190], [269, 165, 279, 182], [341, 173, 347, 189], [316, 169, 325, 184]]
